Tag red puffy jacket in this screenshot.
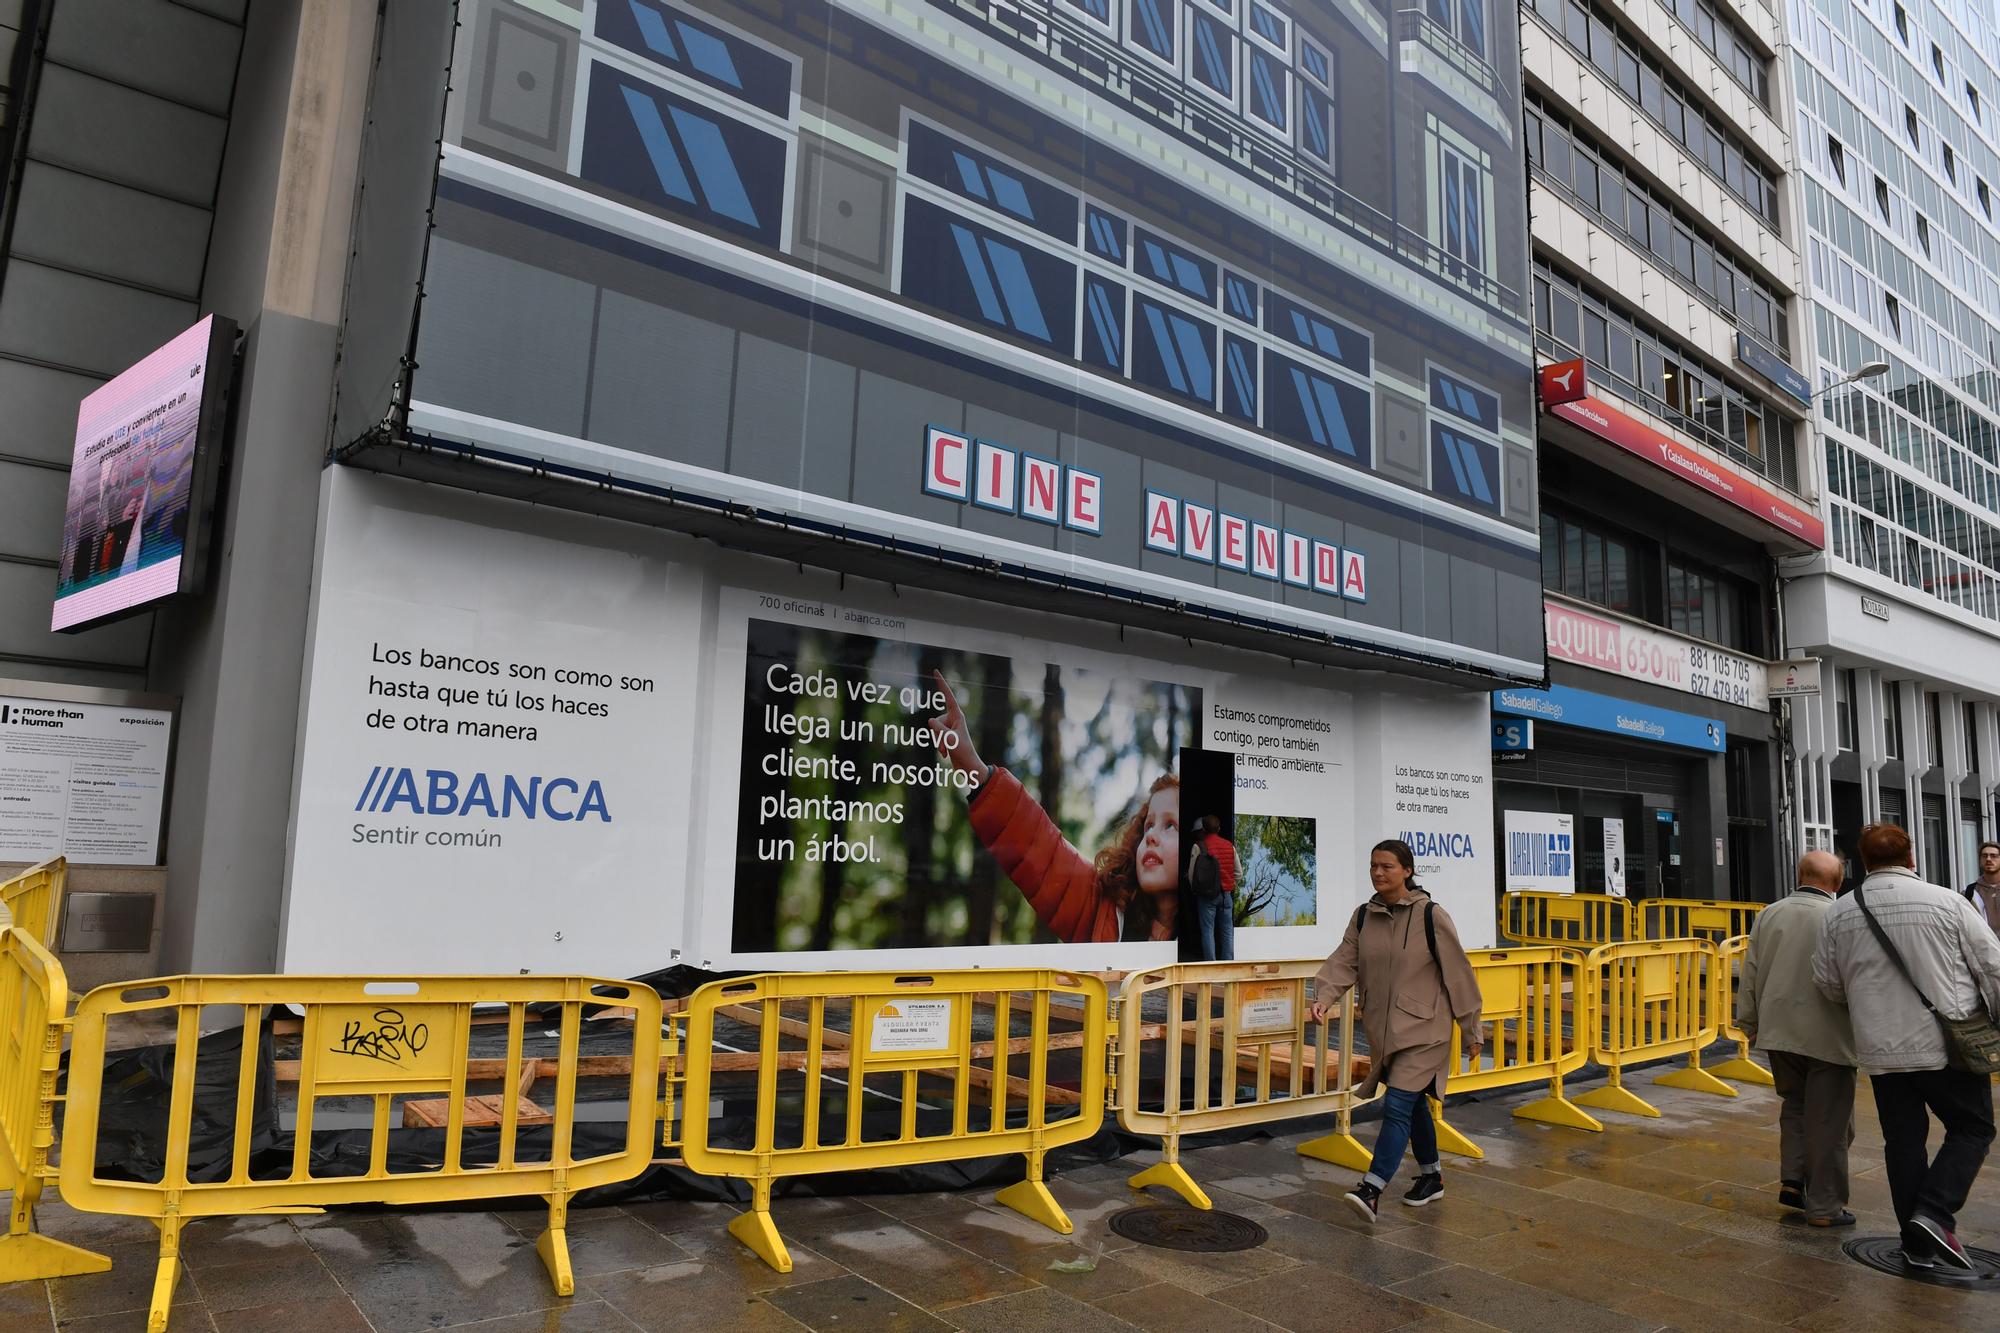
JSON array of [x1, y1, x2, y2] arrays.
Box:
[[966, 767, 1123, 944]]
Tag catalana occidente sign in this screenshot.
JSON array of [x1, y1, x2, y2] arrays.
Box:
[[1492, 684, 1726, 753]]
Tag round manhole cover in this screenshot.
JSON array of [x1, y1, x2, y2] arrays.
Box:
[[1842, 1235, 2000, 1288], [1109, 1206, 1268, 1253]]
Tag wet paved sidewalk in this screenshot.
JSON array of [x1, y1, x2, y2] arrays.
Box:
[[9, 1074, 1994, 1332]]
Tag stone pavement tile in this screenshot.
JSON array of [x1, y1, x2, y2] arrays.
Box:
[[778, 1215, 1036, 1310], [176, 1218, 317, 1271], [1447, 1147, 1580, 1191], [1377, 1190, 1535, 1242], [1091, 1281, 1286, 1332], [1246, 1208, 1451, 1286], [47, 1239, 196, 1324], [1684, 1206, 1891, 1261], [1489, 1257, 1655, 1309], [1384, 1264, 1659, 1333], [1095, 1235, 1298, 1296], [50, 1302, 217, 1332], [1610, 1288, 1794, 1331], [1785, 1294, 1992, 1333], [657, 1218, 851, 1291], [619, 1199, 740, 1238], [1539, 1175, 1720, 1225], [496, 1208, 682, 1278], [585, 1259, 806, 1331], [1624, 1140, 1790, 1190], [943, 1285, 1141, 1332], [761, 1273, 952, 1331], [1371, 1216, 1537, 1271], [188, 1243, 349, 1313], [209, 1294, 375, 1333], [302, 1211, 570, 1332], [894, 1200, 1153, 1302], [433, 1299, 642, 1331], [1208, 1262, 1437, 1332], [1258, 1183, 1422, 1237], [0, 1275, 51, 1326], [36, 1196, 165, 1250], [1388, 1316, 1504, 1333]]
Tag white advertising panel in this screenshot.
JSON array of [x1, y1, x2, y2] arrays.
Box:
[[1544, 598, 1767, 711], [280, 474, 692, 974], [1503, 810, 1576, 894], [0, 696, 173, 865], [1603, 818, 1626, 897]]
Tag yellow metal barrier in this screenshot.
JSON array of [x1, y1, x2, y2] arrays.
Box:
[[1434, 947, 1603, 1156], [1500, 891, 1634, 947], [0, 858, 65, 949], [1111, 961, 1377, 1208], [61, 974, 662, 1332], [1575, 939, 1734, 1117], [1640, 897, 1765, 943], [675, 970, 1106, 1274], [0, 926, 111, 1284], [1709, 935, 1775, 1087]]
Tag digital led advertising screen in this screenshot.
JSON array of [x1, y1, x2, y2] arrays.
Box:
[[53, 314, 235, 633]]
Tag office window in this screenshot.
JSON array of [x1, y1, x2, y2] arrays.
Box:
[[1264, 349, 1370, 461], [907, 124, 1079, 242], [1189, 9, 1235, 98], [1299, 83, 1335, 166], [1134, 228, 1216, 303], [1131, 295, 1216, 406], [1944, 142, 1956, 183], [1665, 554, 1747, 649], [1885, 685, 1903, 759], [1905, 105, 1921, 149], [1931, 43, 1945, 83], [1827, 137, 1845, 186], [1970, 83, 1983, 124], [582, 67, 790, 248], [1264, 292, 1371, 373], [1081, 274, 1126, 372], [1539, 509, 1642, 615], [1431, 119, 1493, 278], [1221, 333, 1257, 421], [1967, 702, 1982, 773], [1247, 48, 1290, 130], [901, 200, 1076, 349], [1130, 0, 1177, 62], [1894, 3, 1908, 43], [1927, 692, 1945, 766], [1837, 669, 1856, 752], [1425, 0, 1487, 58], [599, 0, 796, 117]]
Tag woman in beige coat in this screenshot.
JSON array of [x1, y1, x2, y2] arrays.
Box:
[[1307, 839, 1483, 1221]]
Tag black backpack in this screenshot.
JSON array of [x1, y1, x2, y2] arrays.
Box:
[[1189, 841, 1222, 899]]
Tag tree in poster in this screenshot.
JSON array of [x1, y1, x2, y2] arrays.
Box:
[[1234, 814, 1318, 928]]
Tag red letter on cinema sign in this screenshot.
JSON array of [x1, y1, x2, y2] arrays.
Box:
[[1145, 492, 1179, 552], [1313, 541, 1340, 594], [924, 427, 970, 500], [1219, 514, 1247, 570], [1067, 470, 1101, 533], [1022, 457, 1061, 522], [1252, 523, 1280, 579], [1341, 549, 1368, 601]]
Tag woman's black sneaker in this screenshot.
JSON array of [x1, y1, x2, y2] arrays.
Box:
[[1403, 1174, 1444, 1207], [1343, 1181, 1382, 1224], [1778, 1181, 1804, 1211]]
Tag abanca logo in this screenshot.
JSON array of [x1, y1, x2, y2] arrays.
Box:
[[355, 767, 611, 822]]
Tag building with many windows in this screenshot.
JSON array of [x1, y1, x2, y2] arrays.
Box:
[[1, 0, 1544, 980], [1781, 0, 2000, 887], [1499, 0, 1819, 900]]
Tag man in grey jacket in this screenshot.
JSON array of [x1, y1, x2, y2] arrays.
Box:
[[1815, 822, 2000, 1270], [1738, 850, 1855, 1226]]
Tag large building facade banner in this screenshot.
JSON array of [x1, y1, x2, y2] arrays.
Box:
[[408, 0, 1544, 678]]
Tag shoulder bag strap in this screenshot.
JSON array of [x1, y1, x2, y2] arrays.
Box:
[[1855, 886, 1938, 1014], [1425, 900, 1438, 965]]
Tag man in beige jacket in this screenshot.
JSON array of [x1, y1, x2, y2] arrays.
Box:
[[1737, 850, 1857, 1226]]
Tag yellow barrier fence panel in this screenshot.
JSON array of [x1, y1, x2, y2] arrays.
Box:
[[676, 970, 1106, 1274], [0, 859, 65, 950], [0, 925, 111, 1284], [1574, 939, 1733, 1118], [61, 975, 662, 1332], [1112, 961, 1374, 1208], [1640, 898, 1765, 943], [1433, 947, 1603, 1156], [1499, 891, 1634, 948], [1709, 935, 1776, 1087]]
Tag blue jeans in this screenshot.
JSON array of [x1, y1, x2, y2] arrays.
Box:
[[1195, 894, 1235, 960], [1366, 1087, 1439, 1188]]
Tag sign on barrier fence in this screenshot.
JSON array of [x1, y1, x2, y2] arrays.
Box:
[[1575, 938, 1733, 1117], [1111, 961, 1375, 1208], [0, 859, 65, 949], [672, 970, 1106, 1273], [1434, 947, 1603, 1156], [1710, 935, 1775, 1087], [60, 974, 662, 1332], [1641, 898, 1765, 943], [1500, 891, 1634, 948], [0, 925, 110, 1284]]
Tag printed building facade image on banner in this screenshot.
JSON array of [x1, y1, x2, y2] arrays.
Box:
[[407, 0, 1543, 680]]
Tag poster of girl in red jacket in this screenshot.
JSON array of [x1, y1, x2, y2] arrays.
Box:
[[732, 618, 1197, 952]]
